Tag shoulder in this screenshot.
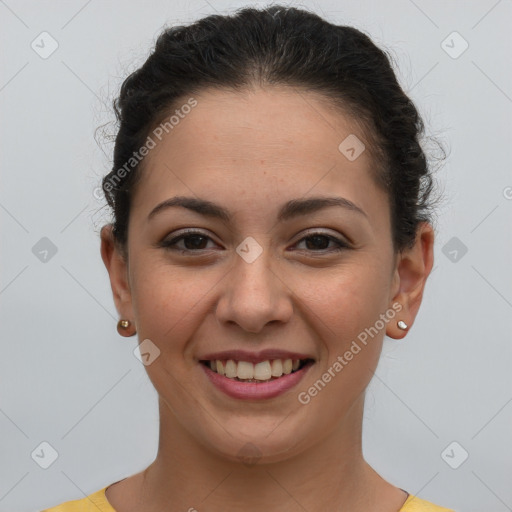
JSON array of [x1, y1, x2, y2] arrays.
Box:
[[40, 486, 114, 512], [400, 494, 456, 512], [41, 487, 455, 512]]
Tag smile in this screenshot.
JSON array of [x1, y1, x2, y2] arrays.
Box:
[[200, 358, 314, 382], [199, 354, 315, 400]]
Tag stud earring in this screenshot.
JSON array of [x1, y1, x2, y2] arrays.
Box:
[[117, 319, 137, 337], [397, 320, 408, 331]]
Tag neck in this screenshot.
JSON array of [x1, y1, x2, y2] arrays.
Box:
[[133, 393, 391, 512]]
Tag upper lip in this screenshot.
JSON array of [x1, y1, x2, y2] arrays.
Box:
[[199, 349, 315, 364]]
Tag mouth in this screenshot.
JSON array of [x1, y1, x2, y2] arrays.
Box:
[[198, 350, 316, 400], [199, 358, 315, 383]]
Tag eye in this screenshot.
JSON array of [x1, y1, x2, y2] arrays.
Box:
[[159, 230, 218, 254], [158, 229, 351, 255], [293, 232, 350, 253]]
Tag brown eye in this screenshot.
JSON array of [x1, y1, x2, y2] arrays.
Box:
[[160, 230, 217, 253], [294, 233, 350, 253]]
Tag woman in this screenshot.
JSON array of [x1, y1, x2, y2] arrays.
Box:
[[43, 5, 452, 511]]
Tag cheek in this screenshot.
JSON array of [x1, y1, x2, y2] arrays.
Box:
[[295, 271, 387, 412], [294, 264, 390, 344], [130, 261, 209, 353]]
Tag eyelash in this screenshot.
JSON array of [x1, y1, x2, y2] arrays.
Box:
[[158, 229, 351, 255]]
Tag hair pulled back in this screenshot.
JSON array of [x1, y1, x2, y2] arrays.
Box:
[[102, 5, 443, 256]]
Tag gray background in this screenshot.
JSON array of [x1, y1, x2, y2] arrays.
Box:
[[1, 1, 511, 511]]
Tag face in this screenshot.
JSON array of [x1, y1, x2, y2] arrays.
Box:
[[103, 85, 412, 464]]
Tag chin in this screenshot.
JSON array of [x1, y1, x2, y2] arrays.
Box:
[[197, 416, 314, 466]]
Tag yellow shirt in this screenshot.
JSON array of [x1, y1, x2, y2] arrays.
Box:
[[41, 485, 455, 511]]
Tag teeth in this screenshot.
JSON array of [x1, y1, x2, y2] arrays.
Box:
[[271, 359, 283, 377], [207, 358, 305, 381], [237, 361, 254, 380], [283, 359, 293, 374], [254, 361, 272, 380], [225, 359, 237, 378]]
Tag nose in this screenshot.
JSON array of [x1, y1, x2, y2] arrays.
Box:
[[215, 247, 293, 334]]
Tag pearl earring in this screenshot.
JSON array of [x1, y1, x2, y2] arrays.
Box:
[[397, 320, 408, 330]]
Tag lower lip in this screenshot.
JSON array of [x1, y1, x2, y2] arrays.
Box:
[[200, 362, 313, 400]]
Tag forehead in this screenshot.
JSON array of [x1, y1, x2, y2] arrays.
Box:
[[129, 85, 389, 228], [145, 85, 370, 168]]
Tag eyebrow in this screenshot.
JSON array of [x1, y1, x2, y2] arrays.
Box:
[[147, 195, 368, 223]]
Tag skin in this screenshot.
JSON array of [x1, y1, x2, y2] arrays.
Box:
[[100, 85, 434, 512]]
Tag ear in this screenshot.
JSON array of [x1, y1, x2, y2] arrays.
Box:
[[386, 222, 435, 339], [100, 224, 135, 323]]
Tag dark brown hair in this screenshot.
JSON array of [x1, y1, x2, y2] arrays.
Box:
[[101, 4, 444, 257]]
